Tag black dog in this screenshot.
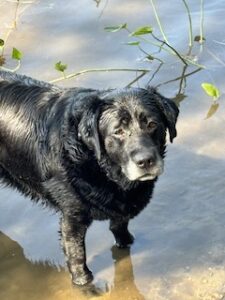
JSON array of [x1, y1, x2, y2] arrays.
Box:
[[0, 70, 179, 285]]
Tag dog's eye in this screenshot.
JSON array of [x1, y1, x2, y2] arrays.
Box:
[[147, 121, 157, 130], [121, 118, 129, 125], [114, 128, 124, 136]]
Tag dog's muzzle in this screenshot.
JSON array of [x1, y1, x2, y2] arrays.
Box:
[[122, 149, 164, 181]]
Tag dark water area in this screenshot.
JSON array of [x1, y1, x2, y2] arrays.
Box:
[[0, 0, 225, 299]]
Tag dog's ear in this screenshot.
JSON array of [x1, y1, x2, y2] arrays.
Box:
[[78, 97, 103, 160], [148, 88, 179, 142], [159, 97, 179, 143]]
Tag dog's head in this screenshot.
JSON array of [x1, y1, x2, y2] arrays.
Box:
[[78, 88, 179, 182]]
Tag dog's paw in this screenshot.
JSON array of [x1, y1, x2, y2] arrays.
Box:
[[77, 283, 105, 297], [72, 271, 94, 286]]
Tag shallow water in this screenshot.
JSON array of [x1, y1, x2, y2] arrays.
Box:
[[0, 0, 225, 299]]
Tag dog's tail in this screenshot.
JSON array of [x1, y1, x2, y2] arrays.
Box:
[[0, 70, 61, 91]]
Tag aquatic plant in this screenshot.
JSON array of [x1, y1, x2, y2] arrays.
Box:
[[0, 0, 27, 71], [201, 83, 221, 119], [0, 0, 223, 118]]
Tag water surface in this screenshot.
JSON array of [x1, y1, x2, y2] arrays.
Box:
[[0, 1, 225, 299]]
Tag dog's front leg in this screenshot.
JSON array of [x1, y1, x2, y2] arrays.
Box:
[[60, 214, 93, 285], [110, 219, 134, 248]]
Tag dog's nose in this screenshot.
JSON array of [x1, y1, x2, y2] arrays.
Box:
[[132, 152, 155, 169]]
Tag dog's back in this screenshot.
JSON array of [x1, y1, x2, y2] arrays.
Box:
[[0, 71, 64, 197], [0, 70, 60, 90], [0, 71, 96, 199]]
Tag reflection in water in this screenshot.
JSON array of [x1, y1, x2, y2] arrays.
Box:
[[0, 231, 144, 300], [0, 231, 73, 300], [77, 246, 145, 300], [109, 246, 145, 300]]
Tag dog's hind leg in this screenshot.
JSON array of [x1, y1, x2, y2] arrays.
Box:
[[109, 219, 134, 248]]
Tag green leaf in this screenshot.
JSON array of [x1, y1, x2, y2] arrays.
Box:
[[55, 61, 67, 73], [12, 47, 22, 60], [0, 39, 4, 47], [130, 26, 153, 36], [205, 103, 219, 119], [201, 83, 220, 100], [125, 41, 140, 46], [104, 24, 127, 32]]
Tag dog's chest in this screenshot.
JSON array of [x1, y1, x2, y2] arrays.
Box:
[[65, 159, 155, 220], [74, 174, 154, 221]]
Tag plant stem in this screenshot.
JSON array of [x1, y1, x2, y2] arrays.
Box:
[[151, 33, 205, 68], [0, 60, 21, 72], [126, 28, 203, 68], [126, 27, 188, 65], [138, 45, 164, 63], [0, 45, 4, 57], [182, 0, 193, 47], [63, 71, 67, 79], [126, 71, 148, 87], [156, 67, 202, 88], [125, 27, 168, 52], [200, 0, 204, 43], [147, 62, 163, 84], [151, 33, 188, 66], [149, 0, 169, 44], [50, 68, 151, 83], [1, 1, 35, 70], [13, 0, 20, 28]]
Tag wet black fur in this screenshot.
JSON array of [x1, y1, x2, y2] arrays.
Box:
[[0, 71, 178, 285]]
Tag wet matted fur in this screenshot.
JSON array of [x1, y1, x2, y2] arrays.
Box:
[[0, 70, 179, 285]]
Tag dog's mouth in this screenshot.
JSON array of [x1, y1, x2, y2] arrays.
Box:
[[122, 169, 163, 182], [137, 173, 158, 181], [122, 161, 164, 182]]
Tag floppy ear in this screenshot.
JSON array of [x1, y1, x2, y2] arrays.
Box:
[[78, 97, 103, 160], [149, 88, 179, 142], [159, 96, 179, 142]]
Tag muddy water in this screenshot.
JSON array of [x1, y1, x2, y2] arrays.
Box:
[[0, 0, 225, 299]]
